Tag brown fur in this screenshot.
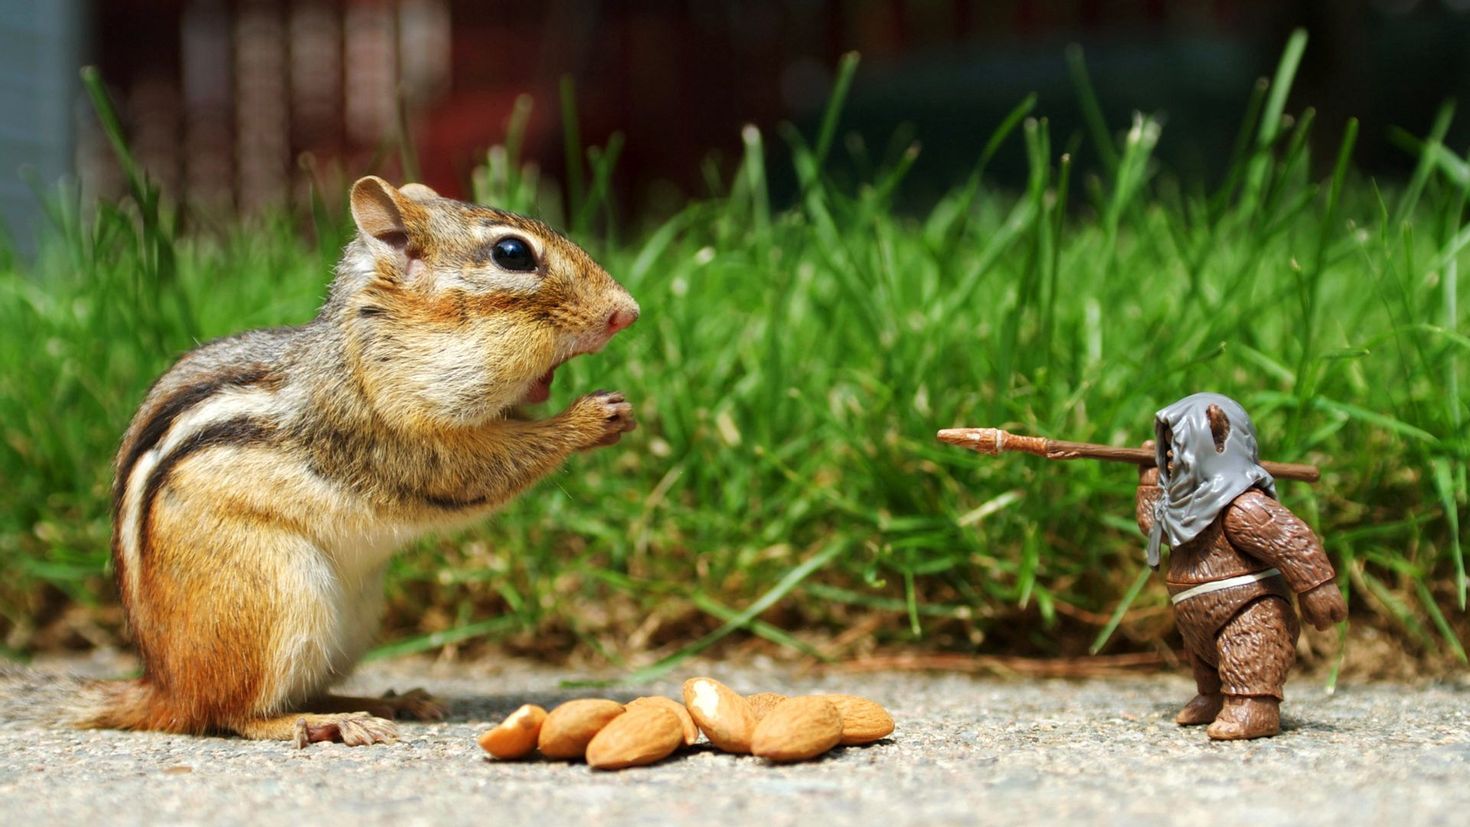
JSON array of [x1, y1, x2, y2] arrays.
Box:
[[1138, 473, 1344, 740], [83, 177, 640, 745]]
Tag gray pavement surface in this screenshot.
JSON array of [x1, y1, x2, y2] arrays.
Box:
[[1, 653, 1467, 827]]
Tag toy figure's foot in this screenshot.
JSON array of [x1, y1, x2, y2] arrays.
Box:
[[1206, 695, 1280, 740], [1175, 693, 1224, 726]]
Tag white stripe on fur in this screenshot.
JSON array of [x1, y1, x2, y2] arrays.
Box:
[[116, 386, 283, 607]]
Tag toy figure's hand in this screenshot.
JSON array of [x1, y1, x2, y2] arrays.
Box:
[[1138, 441, 1160, 486], [1299, 581, 1348, 630]]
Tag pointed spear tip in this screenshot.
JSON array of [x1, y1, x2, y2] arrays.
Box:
[[938, 427, 1006, 455], [936, 428, 972, 446]]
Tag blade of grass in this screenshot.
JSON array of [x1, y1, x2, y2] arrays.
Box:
[[559, 74, 585, 228], [1065, 43, 1119, 175], [395, 85, 421, 182], [1242, 28, 1308, 210], [364, 616, 520, 661], [1415, 579, 1468, 663], [690, 592, 827, 660], [1090, 564, 1154, 654], [568, 539, 850, 687], [813, 52, 861, 169], [1210, 77, 1269, 218], [740, 124, 771, 240], [1430, 458, 1465, 609], [802, 584, 977, 619], [1391, 101, 1456, 225]]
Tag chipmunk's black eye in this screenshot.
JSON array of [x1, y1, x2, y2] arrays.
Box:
[[491, 236, 537, 272]]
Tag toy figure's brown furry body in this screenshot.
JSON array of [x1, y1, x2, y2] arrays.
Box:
[[83, 178, 639, 746], [1135, 394, 1346, 740], [1137, 483, 1339, 737]]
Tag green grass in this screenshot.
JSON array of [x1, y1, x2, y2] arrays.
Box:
[[1, 35, 1466, 672]]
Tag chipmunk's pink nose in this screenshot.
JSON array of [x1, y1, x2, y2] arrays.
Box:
[[607, 307, 639, 334]]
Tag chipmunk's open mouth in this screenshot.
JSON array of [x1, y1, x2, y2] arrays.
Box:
[[524, 366, 557, 404], [519, 312, 635, 405], [520, 345, 601, 405]]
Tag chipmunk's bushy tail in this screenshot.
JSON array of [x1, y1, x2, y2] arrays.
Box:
[[72, 677, 199, 734], [0, 663, 211, 735], [0, 664, 103, 728]]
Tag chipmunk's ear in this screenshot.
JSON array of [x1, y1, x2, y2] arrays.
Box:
[[350, 176, 409, 249], [398, 182, 440, 202]]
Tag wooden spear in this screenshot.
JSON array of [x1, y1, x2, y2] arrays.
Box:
[[936, 427, 1320, 483]]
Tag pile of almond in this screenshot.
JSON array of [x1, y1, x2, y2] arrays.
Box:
[[477, 676, 894, 770]]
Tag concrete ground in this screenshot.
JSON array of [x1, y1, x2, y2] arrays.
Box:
[[0, 654, 1466, 827]]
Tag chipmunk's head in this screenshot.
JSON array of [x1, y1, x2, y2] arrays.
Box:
[[333, 176, 639, 428]]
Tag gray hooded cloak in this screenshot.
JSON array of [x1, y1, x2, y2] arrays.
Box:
[[1146, 393, 1277, 568]]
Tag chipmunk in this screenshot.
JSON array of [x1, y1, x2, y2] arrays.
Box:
[[78, 177, 639, 747]]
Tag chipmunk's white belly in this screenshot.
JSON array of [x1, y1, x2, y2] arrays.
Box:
[[269, 556, 390, 706], [204, 449, 414, 706], [314, 521, 405, 680]]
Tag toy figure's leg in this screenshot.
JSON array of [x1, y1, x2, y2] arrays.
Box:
[[1175, 652, 1224, 726], [1207, 596, 1298, 740]]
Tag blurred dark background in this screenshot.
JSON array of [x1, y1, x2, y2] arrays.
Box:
[[4, 0, 1470, 243]]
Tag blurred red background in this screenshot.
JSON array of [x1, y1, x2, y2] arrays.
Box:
[[43, 1, 1470, 217]]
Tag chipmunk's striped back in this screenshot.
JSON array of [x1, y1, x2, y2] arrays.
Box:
[[111, 331, 293, 625]]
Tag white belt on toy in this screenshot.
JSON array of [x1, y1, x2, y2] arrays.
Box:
[[1169, 568, 1283, 605]]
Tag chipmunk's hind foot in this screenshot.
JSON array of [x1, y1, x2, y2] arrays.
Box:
[[232, 712, 398, 747], [295, 713, 399, 748]]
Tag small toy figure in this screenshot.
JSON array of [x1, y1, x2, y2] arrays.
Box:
[[1134, 392, 1345, 740], [938, 391, 1346, 740]]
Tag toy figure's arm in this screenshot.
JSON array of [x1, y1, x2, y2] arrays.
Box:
[[1134, 441, 1160, 537], [1135, 465, 1161, 537], [1223, 489, 1347, 629]]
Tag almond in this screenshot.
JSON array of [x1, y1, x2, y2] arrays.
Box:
[[681, 677, 756, 753], [477, 703, 547, 759], [821, 694, 895, 745], [585, 705, 685, 770], [536, 698, 625, 760], [745, 692, 788, 723], [626, 695, 699, 746], [751, 696, 843, 763]]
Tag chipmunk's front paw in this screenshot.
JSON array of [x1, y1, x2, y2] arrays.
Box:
[[570, 390, 637, 449]]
